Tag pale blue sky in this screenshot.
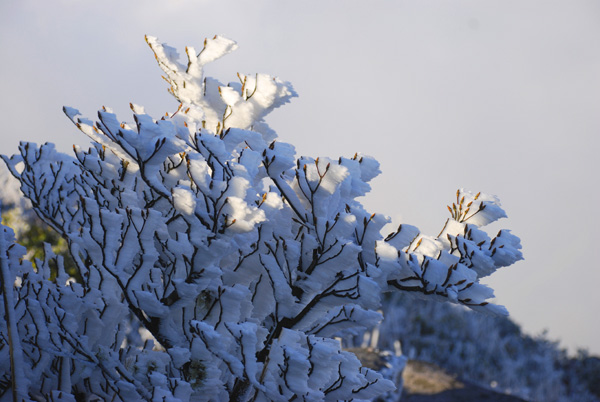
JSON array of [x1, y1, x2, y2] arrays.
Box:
[[1, 0, 599, 354]]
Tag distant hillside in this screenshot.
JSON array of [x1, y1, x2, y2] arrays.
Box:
[[376, 293, 600, 401]]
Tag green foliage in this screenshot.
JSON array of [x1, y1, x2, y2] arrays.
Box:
[[1, 207, 78, 281]]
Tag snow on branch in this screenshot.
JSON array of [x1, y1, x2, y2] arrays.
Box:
[[382, 189, 522, 314], [0, 36, 522, 401]]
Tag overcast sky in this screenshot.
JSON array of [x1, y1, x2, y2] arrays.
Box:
[[1, 0, 599, 355]]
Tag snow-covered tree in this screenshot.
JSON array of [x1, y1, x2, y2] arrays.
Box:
[[1, 36, 522, 401]]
